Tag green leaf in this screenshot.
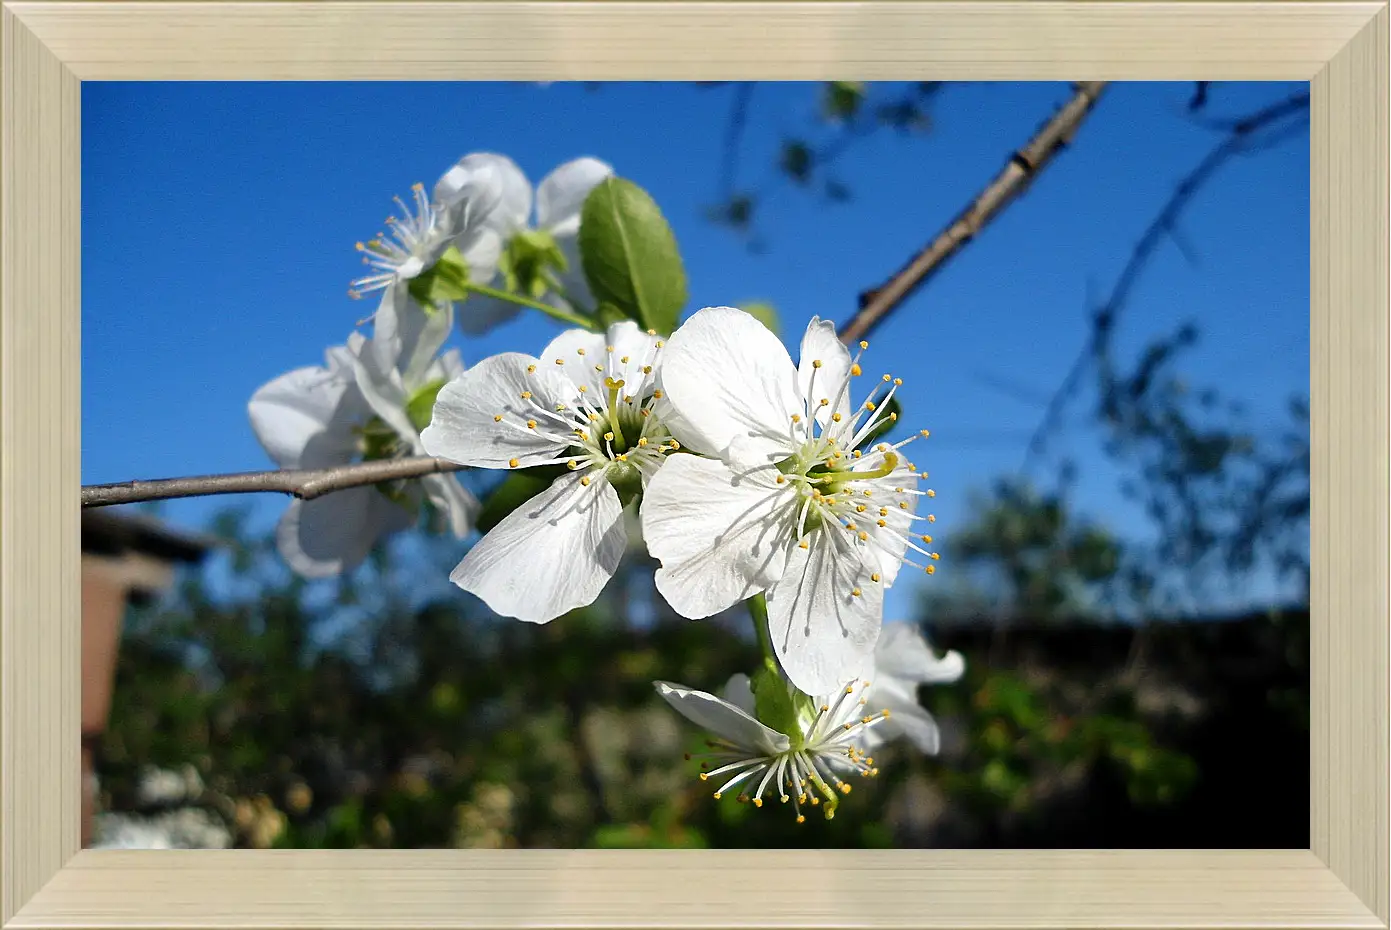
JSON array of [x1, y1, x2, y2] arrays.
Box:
[[475, 466, 567, 534], [595, 302, 632, 328], [578, 176, 687, 336], [822, 81, 866, 122]]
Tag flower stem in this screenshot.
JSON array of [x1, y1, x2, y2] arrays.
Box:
[[462, 282, 599, 331], [747, 593, 779, 677]]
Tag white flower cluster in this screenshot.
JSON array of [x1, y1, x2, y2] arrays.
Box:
[[244, 148, 963, 822], [656, 622, 964, 820], [424, 306, 942, 695], [248, 154, 612, 576]]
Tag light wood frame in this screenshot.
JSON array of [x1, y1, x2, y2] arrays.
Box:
[[2, 2, 1385, 927]]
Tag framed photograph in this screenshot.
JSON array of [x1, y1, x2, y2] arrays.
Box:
[[3, 3, 1385, 928]]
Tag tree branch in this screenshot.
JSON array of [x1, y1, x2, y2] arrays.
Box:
[[82, 457, 465, 509], [85, 83, 1111, 509], [839, 81, 1109, 346]]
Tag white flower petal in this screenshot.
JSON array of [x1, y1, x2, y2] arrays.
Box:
[[642, 453, 794, 619], [455, 224, 505, 292], [797, 316, 854, 428], [858, 465, 919, 587], [421, 472, 479, 538], [722, 673, 757, 716], [248, 361, 366, 470], [540, 321, 660, 397], [449, 471, 626, 623], [875, 622, 965, 684], [432, 156, 504, 239], [656, 306, 801, 463], [435, 152, 531, 236], [276, 488, 414, 579], [549, 236, 597, 312], [863, 695, 942, 755], [765, 533, 882, 696], [535, 157, 613, 238], [344, 333, 420, 450], [421, 353, 578, 469], [653, 681, 790, 756], [428, 349, 466, 384], [369, 283, 454, 391], [539, 328, 610, 395]]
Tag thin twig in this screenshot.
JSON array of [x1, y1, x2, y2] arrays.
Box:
[[718, 82, 756, 198], [839, 81, 1109, 346], [1017, 90, 1310, 475], [82, 457, 465, 509]]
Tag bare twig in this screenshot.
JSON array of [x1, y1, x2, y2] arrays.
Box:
[[82, 457, 464, 509], [717, 82, 756, 198], [839, 81, 1109, 346], [1017, 90, 1310, 474]]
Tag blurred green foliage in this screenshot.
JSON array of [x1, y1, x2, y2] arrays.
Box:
[[100, 494, 1306, 849]]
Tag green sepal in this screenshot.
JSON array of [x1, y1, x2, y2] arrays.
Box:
[[404, 377, 449, 434], [407, 244, 471, 308], [499, 229, 568, 302], [356, 417, 403, 463], [750, 665, 803, 749]]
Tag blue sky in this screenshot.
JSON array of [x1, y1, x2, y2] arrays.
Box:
[[82, 81, 1309, 619]]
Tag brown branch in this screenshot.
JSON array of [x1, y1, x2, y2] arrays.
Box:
[[82, 457, 465, 509], [839, 81, 1109, 346], [85, 83, 1109, 509]]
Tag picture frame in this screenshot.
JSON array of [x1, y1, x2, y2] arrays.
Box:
[[2, 2, 1385, 927]]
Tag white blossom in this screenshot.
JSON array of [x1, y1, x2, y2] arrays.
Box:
[[434, 153, 613, 333], [248, 287, 478, 578], [654, 676, 891, 822], [641, 306, 939, 696], [420, 321, 675, 623], [858, 622, 965, 755], [90, 808, 232, 850], [349, 166, 503, 307]]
